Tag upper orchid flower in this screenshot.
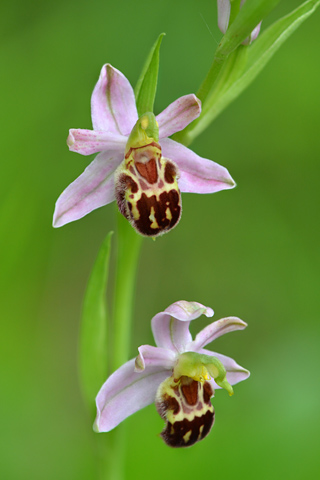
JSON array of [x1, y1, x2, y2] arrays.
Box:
[[217, 0, 262, 45], [94, 300, 249, 447], [53, 64, 235, 236]]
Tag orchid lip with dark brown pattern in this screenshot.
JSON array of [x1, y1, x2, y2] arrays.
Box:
[[115, 141, 182, 237], [156, 376, 215, 448]]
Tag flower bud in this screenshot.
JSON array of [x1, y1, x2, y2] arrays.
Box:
[[217, 0, 262, 45]]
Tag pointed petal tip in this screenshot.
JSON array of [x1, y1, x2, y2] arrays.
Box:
[[160, 138, 236, 194], [191, 93, 202, 109], [228, 177, 236, 188], [222, 171, 236, 189], [92, 419, 100, 433], [67, 130, 75, 148], [135, 345, 176, 371], [235, 367, 250, 383], [134, 352, 145, 372], [157, 94, 202, 138], [52, 219, 60, 229], [184, 93, 201, 111], [52, 209, 64, 228], [224, 317, 248, 329], [52, 201, 74, 228]]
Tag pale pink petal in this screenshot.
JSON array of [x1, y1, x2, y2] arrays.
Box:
[[94, 359, 169, 432], [67, 129, 127, 156], [156, 94, 201, 139], [135, 345, 176, 371], [200, 348, 250, 388], [242, 22, 262, 45], [160, 138, 235, 193], [250, 22, 261, 41], [217, 0, 231, 34], [189, 317, 247, 351], [53, 150, 123, 227], [91, 64, 138, 135], [152, 301, 214, 353]]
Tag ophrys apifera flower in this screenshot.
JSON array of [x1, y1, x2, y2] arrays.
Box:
[[94, 300, 249, 447], [53, 65, 235, 236]]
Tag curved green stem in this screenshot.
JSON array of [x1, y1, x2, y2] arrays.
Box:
[[97, 212, 142, 480], [112, 210, 143, 371]]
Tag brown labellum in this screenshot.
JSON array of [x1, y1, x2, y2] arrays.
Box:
[[114, 142, 182, 237], [155, 376, 215, 448]]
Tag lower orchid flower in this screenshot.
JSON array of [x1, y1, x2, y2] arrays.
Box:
[[53, 64, 235, 236], [94, 300, 249, 447]]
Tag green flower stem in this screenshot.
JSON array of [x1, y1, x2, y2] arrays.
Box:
[[97, 428, 126, 480], [173, 0, 281, 146], [112, 210, 143, 371], [196, 53, 227, 111], [173, 50, 229, 146], [95, 32, 162, 480], [97, 212, 142, 480]]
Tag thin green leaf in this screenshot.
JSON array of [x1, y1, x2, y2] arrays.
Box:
[[79, 231, 113, 414], [134, 33, 165, 116], [185, 0, 320, 143]]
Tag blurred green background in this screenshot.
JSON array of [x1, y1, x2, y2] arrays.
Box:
[[1, 0, 319, 478]]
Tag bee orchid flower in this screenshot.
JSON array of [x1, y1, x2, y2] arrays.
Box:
[[94, 300, 249, 447], [53, 64, 235, 236]]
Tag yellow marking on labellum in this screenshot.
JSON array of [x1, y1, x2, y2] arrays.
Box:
[[155, 375, 215, 448], [165, 207, 172, 221], [114, 140, 182, 237], [149, 206, 160, 230]]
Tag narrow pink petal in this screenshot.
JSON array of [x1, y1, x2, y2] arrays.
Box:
[[135, 345, 176, 371], [53, 150, 123, 227], [199, 348, 250, 388], [217, 0, 231, 34], [160, 138, 235, 193], [189, 317, 247, 351], [91, 64, 138, 135], [251, 22, 262, 41], [67, 129, 127, 156], [94, 359, 169, 432], [152, 301, 214, 354], [242, 22, 262, 45], [156, 94, 201, 139]]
